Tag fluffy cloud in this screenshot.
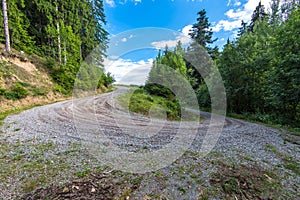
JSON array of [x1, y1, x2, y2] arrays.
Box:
[[134, 0, 142, 5], [227, 0, 242, 6], [105, 0, 115, 7], [213, 0, 272, 32], [211, 19, 241, 32], [104, 58, 153, 85], [234, 1, 242, 6], [121, 38, 127, 42], [106, 0, 142, 7], [182, 25, 193, 37], [151, 35, 192, 49]]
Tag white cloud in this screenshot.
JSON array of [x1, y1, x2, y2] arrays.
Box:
[[151, 35, 192, 49], [234, 1, 241, 6], [104, 58, 153, 85], [121, 38, 127, 42], [227, 0, 242, 7], [105, 0, 115, 7], [182, 25, 193, 37], [134, 0, 142, 5], [211, 19, 242, 32], [227, 0, 232, 6], [107, 0, 142, 6], [213, 0, 272, 32]]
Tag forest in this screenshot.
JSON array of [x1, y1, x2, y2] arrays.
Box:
[[141, 0, 300, 127], [0, 0, 114, 94]]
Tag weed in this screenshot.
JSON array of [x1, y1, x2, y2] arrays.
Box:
[[14, 128, 21, 132], [265, 144, 277, 153], [177, 186, 187, 194], [154, 170, 163, 177], [132, 176, 143, 185], [119, 189, 132, 200], [75, 168, 91, 178], [282, 156, 300, 175]]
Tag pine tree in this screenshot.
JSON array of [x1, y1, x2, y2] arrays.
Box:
[[237, 20, 248, 36], [249, 1, 268, 32], [189, 9, 216, 49], [269, 0, 281, 26]]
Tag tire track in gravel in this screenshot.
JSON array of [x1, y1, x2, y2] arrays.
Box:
[[1, 86, 299, 199], [2, 86, 298, 160]]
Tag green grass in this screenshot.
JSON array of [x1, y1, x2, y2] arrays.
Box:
[[265, 144, 278, 153], [282, 156, 300, 175], [117, 87, 203, 121], [0, 139, 82, 194], [118, 87, 180, 120]]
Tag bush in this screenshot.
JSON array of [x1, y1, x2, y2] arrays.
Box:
[[53, 85, 69, 95], [5, 83, 29, 100], [0, 87, 6, 95], [44, 58, 56, 69], [144, 83, 175, 99], [119, 88, 181, 120]]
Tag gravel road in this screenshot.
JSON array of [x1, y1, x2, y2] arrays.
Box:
[[1, 87, 299, 199]]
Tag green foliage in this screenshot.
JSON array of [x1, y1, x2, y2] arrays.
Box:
[[0, 0, 109, 95], [99, 72, 115, 88], [0, 87, 6, 95], [53, 85, 68, 95], [189, 9, 216, 49], [0, 0, 35, 53], [118, 88, 181, 120], [50, 65, 76, 94], [5, 83, 29, 100], [144, 4, 300, 127], [215, 3, 300, 127], [31, 87, 47, 96], [146, 42, 188, 100]]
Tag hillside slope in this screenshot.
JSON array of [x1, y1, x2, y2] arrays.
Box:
[[0, 45, 69, 113]]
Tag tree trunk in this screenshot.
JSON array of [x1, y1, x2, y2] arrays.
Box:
[[56, 5, 61, 63], [2, 0, 10, 52], [63, 41, 67, 65]]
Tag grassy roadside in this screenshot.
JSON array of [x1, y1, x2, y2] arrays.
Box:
[[117, 87, 203, 121]]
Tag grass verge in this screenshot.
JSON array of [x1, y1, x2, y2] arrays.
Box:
[[117, 87, 203, 121]]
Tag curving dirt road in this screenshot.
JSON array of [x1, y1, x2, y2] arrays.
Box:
[[1, 87, 299, 199]]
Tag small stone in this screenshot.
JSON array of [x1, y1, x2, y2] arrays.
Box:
[[72, 185, 79, 190], [62, 187, 69, 193]]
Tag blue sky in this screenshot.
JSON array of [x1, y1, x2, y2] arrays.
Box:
[[102, 0, 272, 84]]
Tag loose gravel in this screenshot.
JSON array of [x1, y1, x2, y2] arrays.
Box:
[[1, 87, 299, 199]]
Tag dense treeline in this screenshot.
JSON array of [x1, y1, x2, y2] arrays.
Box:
[[146, 0, 300, 127], [0, 0, 114, 94], [218, 0, 300, 125]]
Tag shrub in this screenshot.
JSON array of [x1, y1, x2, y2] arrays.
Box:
[[53, 85, 69, 95], [0, 87, 6, 95], [5, 83, 29, 100]]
